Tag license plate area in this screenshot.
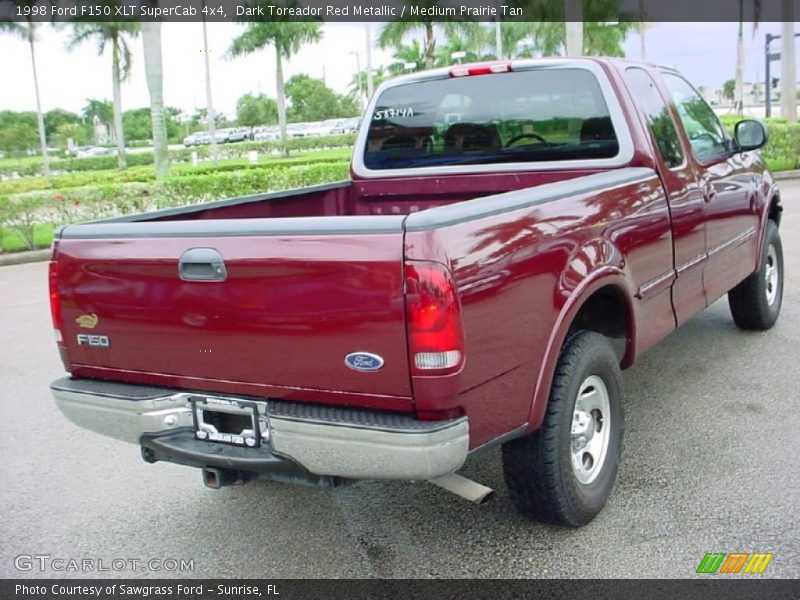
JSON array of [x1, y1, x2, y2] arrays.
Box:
[[192, 397, 261, 447]]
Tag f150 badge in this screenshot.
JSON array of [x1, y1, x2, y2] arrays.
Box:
[[345, 352, 384, 372], [77, 334, 110, 348]]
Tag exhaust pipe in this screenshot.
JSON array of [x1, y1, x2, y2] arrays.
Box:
[[428, 473, 495, 504]]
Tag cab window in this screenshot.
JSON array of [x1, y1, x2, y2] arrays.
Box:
[[662, 73, 729, 162], [625, 68, 684, 168], [363, 68, 619, 170]]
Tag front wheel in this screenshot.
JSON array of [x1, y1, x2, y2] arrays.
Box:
[[728, 220, 783, 330], [502, 331, 623, 527]]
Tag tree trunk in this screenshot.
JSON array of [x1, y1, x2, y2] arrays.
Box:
[[142, 22, 170, 179], [424, 23, 436, 69], [734, 4, 745, 114], [275, 46, 289, 158], [365, 22, 374, 99], [495, 19, 503, 59], [28, 24, 50, 179], [112, 35, 127, 169], [564, 0, 583, 56], [202, 7, 218, 163], [638, 0, 647, 60], [780, 3, 797, 123]]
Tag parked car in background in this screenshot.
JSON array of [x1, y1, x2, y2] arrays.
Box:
[[330, 117, 360, 135], [222, 127, 252, 143], [253, 125, 280, 141], [75, 146, 115, 158], [183, 133, 205, 147], [287, 122, 310, 138]]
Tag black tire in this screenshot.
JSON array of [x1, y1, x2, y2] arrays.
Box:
[[728, 220, 783, 330], [502, 331, 623, 527]]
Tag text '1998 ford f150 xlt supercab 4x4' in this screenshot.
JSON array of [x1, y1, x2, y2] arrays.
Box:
[[49, 58, 783, 526]]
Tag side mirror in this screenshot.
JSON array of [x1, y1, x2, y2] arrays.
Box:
[[734, 119, 768, 152]]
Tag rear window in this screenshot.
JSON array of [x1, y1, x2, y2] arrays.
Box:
[[363, 68, 619, 170]]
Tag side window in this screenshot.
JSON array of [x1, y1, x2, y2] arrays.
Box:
[[662, 73, 729, 162], [625, 68, 684, 168]]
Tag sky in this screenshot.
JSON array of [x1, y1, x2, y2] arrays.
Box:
[[0, 21, 798, 119]]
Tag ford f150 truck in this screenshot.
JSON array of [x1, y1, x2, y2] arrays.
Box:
[[50, 58, 783, 526]]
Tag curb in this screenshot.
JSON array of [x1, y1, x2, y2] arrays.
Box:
[[773, 170, 800, 181], [0, 248, 51, 267]]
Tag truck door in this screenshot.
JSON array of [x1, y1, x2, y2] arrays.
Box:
[[660, 72, 760, 307], [624, 66, 706, 327]]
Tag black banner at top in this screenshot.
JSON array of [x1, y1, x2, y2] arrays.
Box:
[[0, 0, 798, 23]]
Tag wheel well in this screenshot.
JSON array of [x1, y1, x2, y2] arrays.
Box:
[[568, 285, 631, 363], [769, 195, 782, 226]]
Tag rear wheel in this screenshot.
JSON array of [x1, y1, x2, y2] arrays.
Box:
[[728, 221, 783, 330], [502, 331, 623, 527]]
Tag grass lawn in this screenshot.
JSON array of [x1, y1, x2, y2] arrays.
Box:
[[1, 223, 54, 252]]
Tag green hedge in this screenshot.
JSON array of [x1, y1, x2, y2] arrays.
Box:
[[0, 134, 357, 178], [0, 152, 350, 196], [0, 161, 349, 250], [717, 116, 800, 171]]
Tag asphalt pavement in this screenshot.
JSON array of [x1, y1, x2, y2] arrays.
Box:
[[1, 181, 798, 579]]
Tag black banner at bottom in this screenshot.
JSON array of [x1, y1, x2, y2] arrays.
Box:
[[2, 579, 799, 600]]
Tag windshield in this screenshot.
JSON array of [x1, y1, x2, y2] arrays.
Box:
[[363, 68, 619, 170]]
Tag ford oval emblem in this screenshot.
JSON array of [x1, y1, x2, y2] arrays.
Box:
[[345, 352, 385, 372]]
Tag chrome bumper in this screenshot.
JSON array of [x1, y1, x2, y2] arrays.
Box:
[[50, 378, 468, 481]]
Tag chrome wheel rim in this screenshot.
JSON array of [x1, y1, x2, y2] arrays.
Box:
[[571, 375, 611, 485], [765, 245, 779, 306]]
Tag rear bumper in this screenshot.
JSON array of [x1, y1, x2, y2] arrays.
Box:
[[50, 377, 468, 481]]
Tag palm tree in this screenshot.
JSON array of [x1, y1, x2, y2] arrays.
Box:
[[436, 23, 494, 66], [349, 66, 387, 105], [378, 14, 471, 70], [66, 22, 140, 169], [564, 0, 583, 56], [387, 40, 426, 75], [780, 1, 796, 122], [82, 98, 114, 145], [141, 21, 169, 178], [228, 19, 322, 157], [1, 12, 51, 178]]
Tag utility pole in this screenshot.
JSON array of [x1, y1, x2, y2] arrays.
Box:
[[365, 23, 374, 100], [201, 3, 218, 163], [766, 30, 800, 119]]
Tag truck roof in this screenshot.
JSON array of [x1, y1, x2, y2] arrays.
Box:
[[385, 56, 676, 88]]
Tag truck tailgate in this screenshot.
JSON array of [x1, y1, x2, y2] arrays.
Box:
[[54, 218, 412, 404]]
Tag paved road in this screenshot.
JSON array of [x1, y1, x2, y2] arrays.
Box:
[[2, 182, 799, 579]]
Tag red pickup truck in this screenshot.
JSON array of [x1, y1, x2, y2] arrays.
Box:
[[50, 58, 783, 527]]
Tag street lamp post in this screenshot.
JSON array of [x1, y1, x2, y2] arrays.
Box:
[[765, 31, 800, 118]]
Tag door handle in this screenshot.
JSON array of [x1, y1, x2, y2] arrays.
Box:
[[179, 248, 227, 282]]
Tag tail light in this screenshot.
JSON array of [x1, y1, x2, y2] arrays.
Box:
[[405, 261, 464, 375], [49, 260, 63, 344]]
